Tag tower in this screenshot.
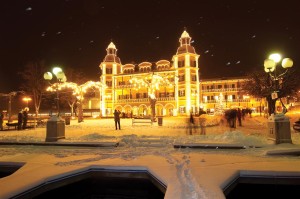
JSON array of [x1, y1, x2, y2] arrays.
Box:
[[172, 30, 200, 115], [99, 42, 122, 116]]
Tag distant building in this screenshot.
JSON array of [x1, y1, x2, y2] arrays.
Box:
[[83, 30, 263, 117], [200, 77, 264, 114]]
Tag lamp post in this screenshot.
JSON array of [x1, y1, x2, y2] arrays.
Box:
[[264, 53, 293, 144], [43, 67, 66, 142], [44, 67, 66, 116]]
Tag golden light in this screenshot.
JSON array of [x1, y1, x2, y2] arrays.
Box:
[[22, 97, 32, 107], [264, 59, 276, 72], [282, 58, 293, 69], [269, 53, 282, 63], [43, 72, 53, 80], [129, 73, 173, 96], [52, 67, 63, 75], [47, 81, 107, 100]]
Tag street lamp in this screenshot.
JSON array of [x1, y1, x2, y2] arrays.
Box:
[[43, 67, 66, 142], [22, 97, 32, 108], [44, 67, 67, 116], [263, 53, 293, 144], [264, 53, 293, 113]]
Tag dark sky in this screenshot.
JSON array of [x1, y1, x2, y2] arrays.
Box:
[[1, 0, 299, 93]]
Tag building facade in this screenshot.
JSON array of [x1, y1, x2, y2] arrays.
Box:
[[84, 30, 262, 117], [200, 77, 263, 114]]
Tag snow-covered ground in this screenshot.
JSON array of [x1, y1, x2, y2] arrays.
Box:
[[1, 113, 300, 198]]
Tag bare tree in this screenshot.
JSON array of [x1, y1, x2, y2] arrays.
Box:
[[60, 67, 88, 116], [242, 69, 299, 116], [19, 61, 47, 117]]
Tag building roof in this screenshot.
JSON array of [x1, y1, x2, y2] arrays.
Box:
[[103, 42, 121, 64], [176, 45, 196, 54], [103, 54, 121, 64]]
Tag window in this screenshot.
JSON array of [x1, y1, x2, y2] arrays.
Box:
[[191, 75, 197, 81], [190, 60, 196, 67], [179, 90, 185, 97], [106, 81, 112, 87], [159, 93, 165, 97], [178, 60, 184, 68], [106, 68, 112, 74], [179, 106, 186, 113], [218, 85, 222, 89], [178, 75, 185, 82]]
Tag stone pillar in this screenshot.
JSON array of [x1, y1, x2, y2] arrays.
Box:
[[45, 116, 65, 142], [267, 114, 292, 144]]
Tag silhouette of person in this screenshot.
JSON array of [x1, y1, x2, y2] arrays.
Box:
[[18, 110, 23, 130], [0, 110, 4, 131], [237, 108, 242, 126], [22, 108, 28, 129], [114, 109, 121, 130]]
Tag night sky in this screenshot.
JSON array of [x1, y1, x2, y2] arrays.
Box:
[[1, 0, 299, 93]]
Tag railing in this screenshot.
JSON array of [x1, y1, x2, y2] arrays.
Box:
[[117, 98, 150, 103], [115, 85, 134, 89], [156, 97, 175, 101], [203, 99, 250, 103], [201, 88, 241, 92], [117, 97, 175, 103]]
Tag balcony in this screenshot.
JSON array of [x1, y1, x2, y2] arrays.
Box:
[[201, 88, 240, 93], [203, 99, 250, 104], [116, 97, 175, 103], [115, 84, 134, 89]]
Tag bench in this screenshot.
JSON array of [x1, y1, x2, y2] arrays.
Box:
[[6, 122, 18, 130], [5, 119, 44, 130], [132, 118, 153, 126]]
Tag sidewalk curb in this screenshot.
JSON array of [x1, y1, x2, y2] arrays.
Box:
[[173, 143, 262, 149], [0, 141, 119, 147]]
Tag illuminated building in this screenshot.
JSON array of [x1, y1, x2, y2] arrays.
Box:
[[200, 77, 263, 113], [85, 30, 262, 117]]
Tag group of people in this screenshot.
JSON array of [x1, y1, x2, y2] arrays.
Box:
[[224, 108, 252, 129], [18, 108, 29, 130], [0, 108, 29, 131], [188, 113, 207, 135]]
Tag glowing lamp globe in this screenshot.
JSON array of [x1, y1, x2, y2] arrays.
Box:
[[52, 67, 62, 75], [56, 71, 65, 80], [282, 58, 293, 69], [269, 53, 282, 63], [44, 72, 53, 80], [264, 59, 276, 73]]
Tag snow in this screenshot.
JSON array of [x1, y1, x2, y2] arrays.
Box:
[[1, 113, 300, 198]]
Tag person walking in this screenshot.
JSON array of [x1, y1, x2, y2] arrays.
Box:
[[114, 109, 121, 130], [237, 108, 242, 126]]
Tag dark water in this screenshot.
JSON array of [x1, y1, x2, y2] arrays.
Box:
[[34, 177, 165, 199], [226, 183, 300, 199]]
